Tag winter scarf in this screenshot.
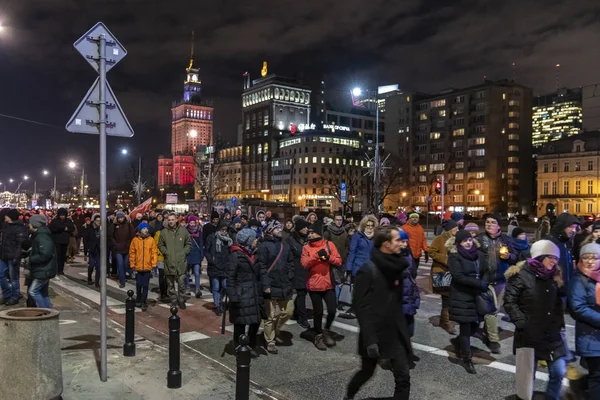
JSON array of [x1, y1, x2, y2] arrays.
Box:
[[513, 238, 530, 252], [327, 223, 346, 235], [215, 230, 233, 252], [363, 229, 374, 239], [139, 232, 150, 239], [371, 247, 405, 290], [577, 262, 600, 306], [457, 244, 479, 261], [187, 224, 200, 238], [527, 258, 557, 280]]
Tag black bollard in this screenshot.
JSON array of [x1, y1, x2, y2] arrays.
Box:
[[235, 334, 251, 400], [167, 306, 182, 389], [123, 289, 136, 357]]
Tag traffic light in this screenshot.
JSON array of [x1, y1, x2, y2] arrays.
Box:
[[434, 181, 441, 195]]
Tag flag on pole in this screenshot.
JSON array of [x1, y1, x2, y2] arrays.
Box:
[[242, 71, 249, 76], [129, 197, 152, 220]]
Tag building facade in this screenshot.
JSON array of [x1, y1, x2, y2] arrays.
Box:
[[385, 79, 533, 215], [241, 72, 311, 199], [194, 145, 242, 201], [532, 87, 582, 148], [537, 132, 600, 217], [271, 130, 368, 212], [158, 54, 214, 187]]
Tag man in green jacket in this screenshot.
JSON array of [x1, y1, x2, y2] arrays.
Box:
[[158, 213, 191, 308], [27, 215, 57, 308]]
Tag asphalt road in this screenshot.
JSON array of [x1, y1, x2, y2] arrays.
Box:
[[44, 254, 585, 400]]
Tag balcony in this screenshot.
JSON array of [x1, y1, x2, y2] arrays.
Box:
[[540, 194, 600, 199]]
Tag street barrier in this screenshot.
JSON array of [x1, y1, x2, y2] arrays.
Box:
[[236, 334, 252, 400], [0, 308, 63, 399], [167, 306, 182, 389], [123, 289, 136, 357]]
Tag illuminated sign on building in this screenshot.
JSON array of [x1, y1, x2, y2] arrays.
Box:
[[323, 124, 351, 132], [298, 123, 316, 132]]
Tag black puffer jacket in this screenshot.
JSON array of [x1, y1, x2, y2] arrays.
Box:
[[256, 236, 294, 299], [226, 245, 265, 325], [286, 231, 308, 290], [545, 213, 580, 290], [447, 237, 486, 324], [29, 226, 57, 280], [49, 217, 75, 245], [504, 261, 566, 361], [205, 232, 232, 279], [0, 221, 28, 262]]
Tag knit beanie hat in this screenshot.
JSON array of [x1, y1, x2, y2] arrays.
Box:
[[396, 212, 407, 220], [30, 214, 48, 229], [379, 217, 390, 225], [265, 220, 283, 235], [409, 212, 420, 219], [399, 230, 409, 241], [211, 211, 220, 219], [464, 223, 479, 232], [593, 221, 600, 232], [187, 215, 198, 223], [450, 212, 464, 222], [530, 240, 560, 259], [294, 219, 310, 232], [58, 207, 68, 217], [511, 227, 526, 238], [236, 228, 257, 246], [6, 209, 20, 221], [116, 211, 125, 219], [442, 219, 458, 231], [580, 243, 600, 258], [248, 218, 261, 228], [455, 230, 472, 245], [138, 222, 149, 231], [486, 214, 502, 225]]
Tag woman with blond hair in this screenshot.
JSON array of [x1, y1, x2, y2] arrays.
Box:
[[346, 215, 378, 278]]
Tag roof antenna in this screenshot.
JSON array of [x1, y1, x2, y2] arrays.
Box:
[[188, 30, 195, 71], [512, 62, 516, 81], [555, 63, 560, 90]]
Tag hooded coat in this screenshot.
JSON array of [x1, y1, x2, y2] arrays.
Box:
[[226, 245, 264, 325], [301, 237, 342, 291], [255, 236, 294, 299], [402, 221, 429, 259], [504, 261, 565, 361], [323, 224, 349, 264], [569, 269, 600, 358], [158, 223, 191, 275], [428, 230, 453, 296], [346, 215, 377, 276], [206, 231, 232, 279], [400, 247, 420, 316], [447, 237, 485, 323], [545, 213, 580, 290], [29, 226, 57, 280], [287, 231, 308, 290], [48, 215, 75, 245], [0, 220, 28, 262]]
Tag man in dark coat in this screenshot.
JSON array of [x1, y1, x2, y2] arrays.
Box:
[[108, 211, 135, 287], [202, 211, 220, 247], [545, 213, 580, 290], [476, 214, 517, 354], [345, 225, 412, 400], [205, 220, 233, 315], [72, 207, 87, 255], [83, 214, 102, 287], [256, 220, 294, 354], [0, 209, 28, 305], [287, 218, 310, 329], [26, 215, 57, 308], [48, 207, 75, 275]]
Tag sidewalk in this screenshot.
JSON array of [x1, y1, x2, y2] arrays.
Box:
[[15, 277, 279, 400]]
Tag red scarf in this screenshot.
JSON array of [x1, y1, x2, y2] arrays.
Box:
[[577, 261, 600, 306]]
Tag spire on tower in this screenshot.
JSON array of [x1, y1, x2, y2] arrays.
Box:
[[187, 30, 195, 71]]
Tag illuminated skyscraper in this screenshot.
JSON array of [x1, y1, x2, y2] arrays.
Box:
[[532, 88, 582, 148]]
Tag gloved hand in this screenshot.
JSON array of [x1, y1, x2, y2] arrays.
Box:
[[514, 319, 526, 330], [479, 280, 489, 292], [424, 252, 429, 263], [317, 249, 330, 261], [366, 343, 380, 359]]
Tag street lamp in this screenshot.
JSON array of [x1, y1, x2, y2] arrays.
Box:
[[121, 148, 143, 204], [121, 149, 128, 155], [402, 191, 407, 209], [352, 87, 362, 97], [474, 190, 481, 217], [69, 161, 85, 208]]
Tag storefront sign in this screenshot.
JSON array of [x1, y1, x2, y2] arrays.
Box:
[[323, 124, 350, 132]]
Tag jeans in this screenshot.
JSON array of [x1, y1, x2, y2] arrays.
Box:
[[294, 288, 308, 322], [309, 290, 337, 334], [585, 357, 600, 400], [136, 271, 151, 303], [0, 259, 17, 300], [212, 278, 226, 308], [535, 356, 565, 400], [185, 264, 201, 292], [88, 252, 100, 284], [28, 279, 52, 308], [346, 343, 411, 400], [116, 253, 130, 285]]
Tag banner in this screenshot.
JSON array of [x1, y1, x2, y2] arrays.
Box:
[[129, 197, 152, 219]]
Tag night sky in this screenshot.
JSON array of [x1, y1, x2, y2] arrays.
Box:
[[1, 0, 599, 190]]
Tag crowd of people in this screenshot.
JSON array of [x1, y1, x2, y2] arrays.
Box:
[[3, 205, 600, 399]]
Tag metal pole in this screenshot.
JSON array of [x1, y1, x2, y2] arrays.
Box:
[[236, 334, 251, 400], [33, 180, 37, 203], [207, 151, 213, 213], [81, 167, 85, 208], [167, 306, 182, 388], [137, 157, 142, 205], [441, 175, 445, 216], [374, 95, 380, 214], [53, 175, 57, 204], [123, 290, 136, 357], [98, 33, 108, 383]]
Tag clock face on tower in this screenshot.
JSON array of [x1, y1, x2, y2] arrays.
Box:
[[192, 74, 198, 82]]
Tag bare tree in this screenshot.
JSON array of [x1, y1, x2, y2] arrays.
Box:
[[318, 165, 365, 211], [193, 158, 224, 204], [364, 154, 403, 210]]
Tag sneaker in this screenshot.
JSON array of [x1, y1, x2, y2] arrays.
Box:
[[5, 298, 19, 306], [314, 334, 327, 351], [298, 319, 311, 330], [322, 330, 336, 347], [488, 342, 501, 354], [267, 342, 278, 354], [179, 301, 187, 310], [141, 303, 148, 312], [119, 283, 126, 288], [195, 291, 202, 299]]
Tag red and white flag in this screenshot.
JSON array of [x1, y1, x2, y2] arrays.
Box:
[[129, 197, 152, 220], [242, 71, 249, 76]]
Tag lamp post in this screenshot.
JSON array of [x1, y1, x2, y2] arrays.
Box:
[[474, 190, 480, 217], [69, 161, 85, 208], [121, 148, 143, 205]]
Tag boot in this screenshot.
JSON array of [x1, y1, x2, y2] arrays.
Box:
[[267, 342, 278, 354], [440, 307, 456, 334], [462, 357, 476, 374], [314, 334, 327, 351], [322, 330, 336, 347], [298, 319, 311, 330]]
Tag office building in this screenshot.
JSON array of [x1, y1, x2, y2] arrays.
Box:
[[583, 85, 600, 132], [532, 87, 582, 147], [385, 79, 533, 215], [537, 131, 600, 216]]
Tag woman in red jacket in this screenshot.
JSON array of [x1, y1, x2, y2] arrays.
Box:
[[301, 228, 342, 350]]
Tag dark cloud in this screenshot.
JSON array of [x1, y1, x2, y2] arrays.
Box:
[[0, 0, 599, 189]]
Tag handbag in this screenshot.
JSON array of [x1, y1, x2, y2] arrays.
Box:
[[476, 284, 498, 315], [325, 241, 343, 285], [432, 271, 452, 289], [338, 282, 353, 306]]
